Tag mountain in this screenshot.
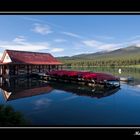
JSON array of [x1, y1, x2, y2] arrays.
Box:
[[72, 50, 109, 59], [57, 45, 140, 61], [72, 50, 112, 59]]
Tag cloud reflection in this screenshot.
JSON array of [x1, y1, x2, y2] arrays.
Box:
[[34, 98, 52, 110], [62, 95, 78, 101]]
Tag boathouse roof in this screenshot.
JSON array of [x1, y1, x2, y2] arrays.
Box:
[[0, 50, 62, 65]]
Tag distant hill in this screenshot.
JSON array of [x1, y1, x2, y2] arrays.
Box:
[[57, 45, 140, 66], [58, 45, 140, 60]]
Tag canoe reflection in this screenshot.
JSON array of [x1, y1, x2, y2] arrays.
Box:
[[49, 82, 120, 99], [0, 77, 120, 101]]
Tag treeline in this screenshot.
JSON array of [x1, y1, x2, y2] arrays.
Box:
[[59, 57, 140, 67], [57, 45, 140, 67]]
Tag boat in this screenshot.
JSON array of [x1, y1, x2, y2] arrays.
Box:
[[45, 70, 120, 88], [120, 76, 134, 82]]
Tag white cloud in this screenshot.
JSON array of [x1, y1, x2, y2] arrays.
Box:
[[61, 31, 82, 39], [136, 45, 140, 47], [54, 39, 67, 43], [22, 16, 44, 23], [50, 48, 64, 53], [32, 23, 52, 35], [128, 39, 140, 47], [118, 39, 140, 48], [73, 51, 90, 55], [83, 37, 140, 52], [82, 39, 123, 52], [0, 37, 65, 56], [13, 36, 26, 43], [86, 35, 140, 50], [0, 37, 50, 52], [83, 40, 103, 47], [22, 16, 64, 29], [98, 43, 121, 51]]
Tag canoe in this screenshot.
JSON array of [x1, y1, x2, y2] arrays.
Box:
[[120, 76, 134, 82]]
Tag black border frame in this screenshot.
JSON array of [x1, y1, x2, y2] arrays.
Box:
[[0, 0, 140, 136]]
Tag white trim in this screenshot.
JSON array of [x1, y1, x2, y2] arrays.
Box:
[[3, 53, 12, 63]]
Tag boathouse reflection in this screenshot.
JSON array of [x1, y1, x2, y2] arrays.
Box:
[[0, 77, 53, 101], [0, 77, 120, 101]]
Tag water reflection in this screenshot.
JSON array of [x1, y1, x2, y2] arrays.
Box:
[[49, 82, 120, 99], [0, 77, 53, 101], [0, 77, 120, 101]]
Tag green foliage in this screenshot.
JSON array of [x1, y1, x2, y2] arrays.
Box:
[[58, 47, 140, 67], [0, 104, 29, 126], [57, 46, 140, 67], [59, 58, 140, 67]]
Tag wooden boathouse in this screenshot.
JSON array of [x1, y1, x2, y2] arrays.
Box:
[[0, 50, 63, 77]]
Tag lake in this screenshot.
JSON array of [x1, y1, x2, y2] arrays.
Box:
[[0, 67, 140, 126]]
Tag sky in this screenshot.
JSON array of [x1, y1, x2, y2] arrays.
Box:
[[0, 15, 140, 57]]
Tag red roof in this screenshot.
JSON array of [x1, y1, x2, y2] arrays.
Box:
[[1, 50, 62, 65]]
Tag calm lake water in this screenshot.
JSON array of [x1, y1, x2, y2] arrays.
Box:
[[0, 67, 140, 126]]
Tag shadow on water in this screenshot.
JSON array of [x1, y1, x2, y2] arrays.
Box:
[[0, 77, 120, 101]]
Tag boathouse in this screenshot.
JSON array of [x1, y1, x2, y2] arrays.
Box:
[[0, 50, 63, 77]]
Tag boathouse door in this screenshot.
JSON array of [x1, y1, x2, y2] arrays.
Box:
[[3, 65, 9, 75]]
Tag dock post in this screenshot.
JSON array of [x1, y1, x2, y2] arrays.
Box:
[[27, 65, 29, 75], [39, 65, 41, 73]]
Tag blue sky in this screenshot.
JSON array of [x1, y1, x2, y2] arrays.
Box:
[[0, 15, 140, 57]]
